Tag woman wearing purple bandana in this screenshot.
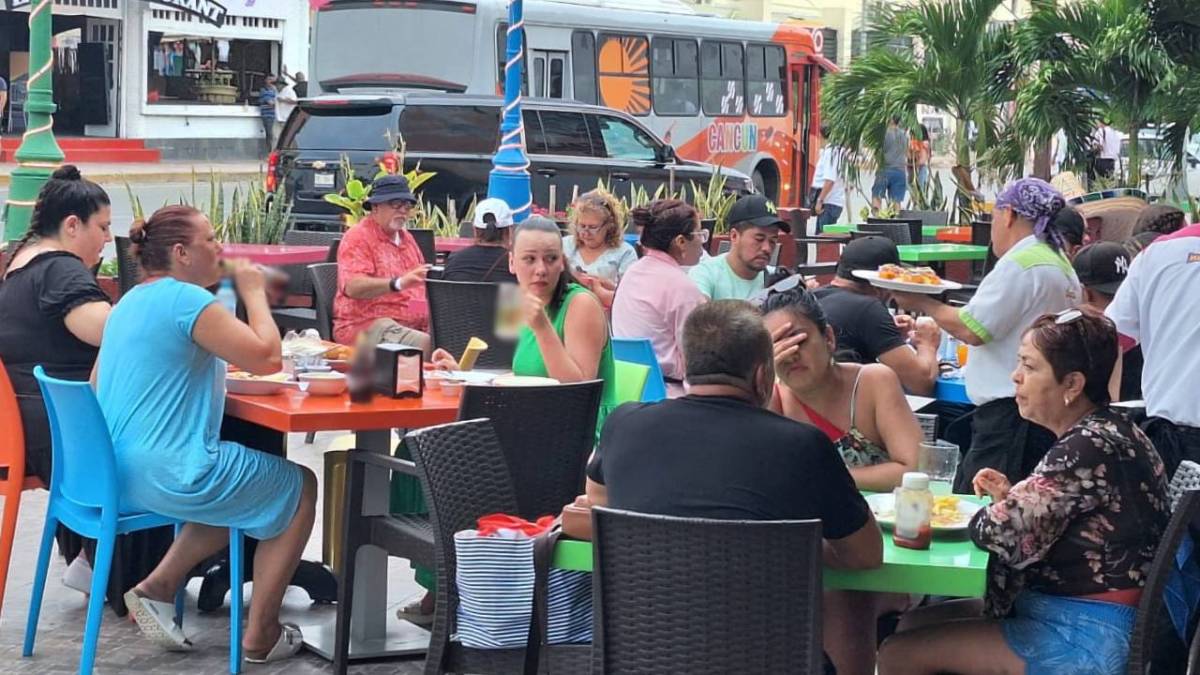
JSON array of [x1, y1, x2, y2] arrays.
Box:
[[892, 177, 1083, 491]]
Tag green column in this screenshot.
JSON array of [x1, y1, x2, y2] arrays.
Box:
[[3, 0, 64, 242]]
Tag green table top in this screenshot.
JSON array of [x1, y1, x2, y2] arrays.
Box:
[[897, 243, 989, 262], [822, 224, 950, 237], [552, 500, 991, 598]]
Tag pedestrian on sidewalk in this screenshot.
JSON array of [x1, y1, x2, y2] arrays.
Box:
[[275, 76, 298, 142], [259, 75, 278, 153]]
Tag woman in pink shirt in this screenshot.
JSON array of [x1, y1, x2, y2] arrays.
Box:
[[611, 200, 708, 390]]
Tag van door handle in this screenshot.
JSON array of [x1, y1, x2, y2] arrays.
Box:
[[612, 172, 631, 181], [537, 168, 557, 177]]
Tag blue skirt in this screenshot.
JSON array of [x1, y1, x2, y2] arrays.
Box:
[[1001, 590, 1136, 675], [122, 440, 304, 541]]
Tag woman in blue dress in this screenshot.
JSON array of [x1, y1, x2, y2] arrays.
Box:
[[97, 205, 317, 663]]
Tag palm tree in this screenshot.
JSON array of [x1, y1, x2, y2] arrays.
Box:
[[821, 0, 1014, 172]]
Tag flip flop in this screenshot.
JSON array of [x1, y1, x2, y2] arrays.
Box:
[[123, 589, 193, 652], [245, 622, 304, 663]]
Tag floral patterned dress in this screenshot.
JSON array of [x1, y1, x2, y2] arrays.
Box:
[[969, 407, 1170, 617]]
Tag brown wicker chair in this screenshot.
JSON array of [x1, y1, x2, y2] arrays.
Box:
[[591, 506, 825, 674]]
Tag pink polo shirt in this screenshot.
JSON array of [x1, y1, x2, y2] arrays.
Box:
[[611, 249, 707, 384]]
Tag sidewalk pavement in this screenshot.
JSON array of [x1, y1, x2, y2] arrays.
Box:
[[0, 161, 266, 187]]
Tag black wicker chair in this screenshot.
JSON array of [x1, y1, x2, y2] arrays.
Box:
[[308, 262, 339, 341], [114, 235, 141, 297], [459, 379, 603, 520], [867, 217, 922, 245], [426, 280, 515, 369], [271, 231, 341, 334], [1127, 489, 1200, 675], [410, 228, 437, 264], [333, 419, 588, 675], [591, 506, 825, 674], [862, 220, 914, 246]]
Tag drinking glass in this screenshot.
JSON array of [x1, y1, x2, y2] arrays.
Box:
[[494, 283, 524, 340], [918, 440, 960, 495]]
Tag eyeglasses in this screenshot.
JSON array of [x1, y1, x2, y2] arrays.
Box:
[[386, 200, 414, 210], [577, 223, 606, 233], [1055, 308, 1083, 325], [688, 228, 711, 243], [751, 273, 806, 308], [1050, 308, 1092, 389]]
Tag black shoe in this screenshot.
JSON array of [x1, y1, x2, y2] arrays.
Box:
[[292, 561, 338, 604], [197, 565, 230, 613]]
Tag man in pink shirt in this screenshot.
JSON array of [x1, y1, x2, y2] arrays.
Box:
[[612, 200, 708, 391]]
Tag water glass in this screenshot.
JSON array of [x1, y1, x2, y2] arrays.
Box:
[[918, 440, 960, 495]]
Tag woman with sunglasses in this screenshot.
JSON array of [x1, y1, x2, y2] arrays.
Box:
[[563, 189, 637, 307], [891, 177, 1082, 491], [879, 308, 1169, 675], [611, 200, 708, 394]]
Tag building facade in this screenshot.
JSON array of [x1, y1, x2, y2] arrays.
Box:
[[0, 0, 309, 159]]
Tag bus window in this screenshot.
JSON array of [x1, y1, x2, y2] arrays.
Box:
[[598, 33, 651, 116], [572, 31, 598, 105], [594, 115, 657, 161], [652, 37, 699, 116], [538, 110, 596, 156], [497, 24, 529, 95], [700, 40, 745, 116], [746, 44, 786, 116]]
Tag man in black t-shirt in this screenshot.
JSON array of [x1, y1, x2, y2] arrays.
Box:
[[442, 198, 518, 284], [813, 236, 940, 395], [585, 300, 882, 567]]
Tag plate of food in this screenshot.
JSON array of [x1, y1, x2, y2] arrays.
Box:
[[853, 265, 963, 294], [226, 371, 303, 396], [866, 493, 984, 533]]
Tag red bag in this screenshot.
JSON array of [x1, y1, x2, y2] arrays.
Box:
[[476, 513, 556, 537]]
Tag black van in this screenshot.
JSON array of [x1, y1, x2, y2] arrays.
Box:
[[270, 92, 752, 230]]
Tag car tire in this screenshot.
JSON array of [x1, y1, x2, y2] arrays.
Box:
[[752, 163, 779, 202]]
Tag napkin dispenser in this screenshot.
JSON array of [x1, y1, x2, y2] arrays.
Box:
[[373, 344, 423, 398]]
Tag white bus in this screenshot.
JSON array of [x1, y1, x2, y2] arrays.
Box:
[[311, 0, 832, 207]]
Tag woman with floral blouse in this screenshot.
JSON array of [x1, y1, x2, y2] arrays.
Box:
[[879, 307, 1170, 675]]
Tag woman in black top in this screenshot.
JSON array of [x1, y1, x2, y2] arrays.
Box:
[[442, 197, 517, 283], [0, 165, 171, 615]]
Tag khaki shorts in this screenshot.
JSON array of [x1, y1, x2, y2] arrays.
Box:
[[362, 318, 431, 356]]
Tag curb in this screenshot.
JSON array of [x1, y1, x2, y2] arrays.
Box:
[[0, 170, 265, 187]]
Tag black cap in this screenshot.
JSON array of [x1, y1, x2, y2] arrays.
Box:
[[727, 194, 791, 233], [837, 235, 900, 280], [366, 174, 417, 205], [1072, 241, 1130, 295]]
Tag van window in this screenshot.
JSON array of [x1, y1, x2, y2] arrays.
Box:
[[399, 105, 500, 154], [700, 40, 745, 116], [597, 33, 651, 116], [746, 44, 786, 116], [652, 37, 699, 116], [572, 31, 598, 105], [535, 110, 596, 156], [283, 106, 396, 151], [594, 115, 657, 161]]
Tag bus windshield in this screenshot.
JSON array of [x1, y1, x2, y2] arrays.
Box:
[[312, 5, 478, 95]]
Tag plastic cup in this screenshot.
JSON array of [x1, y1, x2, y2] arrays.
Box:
[[918, 440, 960, 494]]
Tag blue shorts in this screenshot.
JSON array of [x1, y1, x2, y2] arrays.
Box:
[[1001, 590, 1135, 675], [872, 167, 907, 204]]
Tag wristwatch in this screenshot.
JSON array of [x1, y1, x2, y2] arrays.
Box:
[[390, 276, 402, 292]]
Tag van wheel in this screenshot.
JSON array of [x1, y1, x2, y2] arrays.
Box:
[[752, 162, 779, 202]]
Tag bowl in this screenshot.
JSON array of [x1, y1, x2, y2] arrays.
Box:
[[299, 371, 348, 396], [441, 380, 466, 395]]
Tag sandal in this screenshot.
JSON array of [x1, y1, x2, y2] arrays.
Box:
[[245, 622, 304, 663], [123, 589, 193, 652], [395, 598, 434, 627]]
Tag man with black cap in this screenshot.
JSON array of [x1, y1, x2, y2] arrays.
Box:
[[812, 236, 940, 395], [1073, 241, 1142, 401], [334, 174, 432, 350], [688, 194, 790, 301]]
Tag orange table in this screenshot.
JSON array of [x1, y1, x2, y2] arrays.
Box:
[[223, 388, 460, 661], [935, 227, 972, 244]]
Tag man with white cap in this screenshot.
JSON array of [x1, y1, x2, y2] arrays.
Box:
[[442, 197, 518, 284]]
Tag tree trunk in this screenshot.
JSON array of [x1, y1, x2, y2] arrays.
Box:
[[1126, 122, 1141, 188], [954, 115, 971, 168], [1032, 140, 1052, 180]]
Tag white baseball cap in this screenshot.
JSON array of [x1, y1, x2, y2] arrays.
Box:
[[473, 198, 514, 229]]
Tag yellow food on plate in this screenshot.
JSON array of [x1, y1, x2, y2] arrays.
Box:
[[227, 371, 289, 382], [877, 264, 943, 285], [457, 337, 489, 371], [931, 496, 968, 528], [323, 344, 354, 361], [878, 263, 904, 280]]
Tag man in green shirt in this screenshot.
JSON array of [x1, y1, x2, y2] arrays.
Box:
[[688, 195, 790, 300]]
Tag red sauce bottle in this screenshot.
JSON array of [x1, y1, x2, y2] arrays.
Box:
[[893, 472, 934, 550]]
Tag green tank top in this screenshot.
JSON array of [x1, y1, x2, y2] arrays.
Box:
[[511, 283, 617, 436]]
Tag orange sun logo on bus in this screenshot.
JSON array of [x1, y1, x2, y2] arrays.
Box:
[[598, 36, 651, 116]]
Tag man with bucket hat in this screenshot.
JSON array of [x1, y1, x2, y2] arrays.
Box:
[[334, 174, 433, 351]]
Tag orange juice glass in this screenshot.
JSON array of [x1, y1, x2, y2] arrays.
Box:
[[956, 343, 969, 367]]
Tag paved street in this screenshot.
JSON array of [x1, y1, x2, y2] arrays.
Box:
[[0, 431, 426, 674]]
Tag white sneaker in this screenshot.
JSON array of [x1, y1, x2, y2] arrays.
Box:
[[62, 556, 93, 596]]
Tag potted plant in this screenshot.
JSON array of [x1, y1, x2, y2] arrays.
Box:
[[900, 170, 949, 226], [690, 167, 737, 253], [95, 258, 119, 301], [323, 135, 437, 228]]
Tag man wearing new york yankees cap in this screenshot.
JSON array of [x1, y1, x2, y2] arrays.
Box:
[[688, 194, 790, 301], [1073, 242, 1142, 401]]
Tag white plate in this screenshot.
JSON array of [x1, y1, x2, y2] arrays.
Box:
[[426, 370, 500, 385], [852, 270, 963, 294], [866, 493, 983, 533], [226, 375, 307, 396]]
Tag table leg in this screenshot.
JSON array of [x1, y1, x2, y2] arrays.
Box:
[[298, 429, 431, 661]]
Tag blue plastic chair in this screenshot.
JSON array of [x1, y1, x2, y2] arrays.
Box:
[[611, 337, 668, 402], [26, 367, 245, 675]]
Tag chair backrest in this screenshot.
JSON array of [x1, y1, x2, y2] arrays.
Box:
[[0, 358, 26, 479], [592, 507, 825, 674], [114, 236, 142, 297], [32, 366, 119, 513], [325, 237, 342, 262], [283, 229, 343, 296], [716, 239, 732, 255], [425, 279, 515, 369], [970, 220, 997, 280], [409, 228, 437, 264], [404, 419, 521, 618], [610, 338, 667, 402], [308, 262, 339, 341], [862, 220, 912, 246], [868, 217, 922, 245], [613, 361, 650, 405], [1128, 488, 1200, 674], [458, 380, 603, 520]]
